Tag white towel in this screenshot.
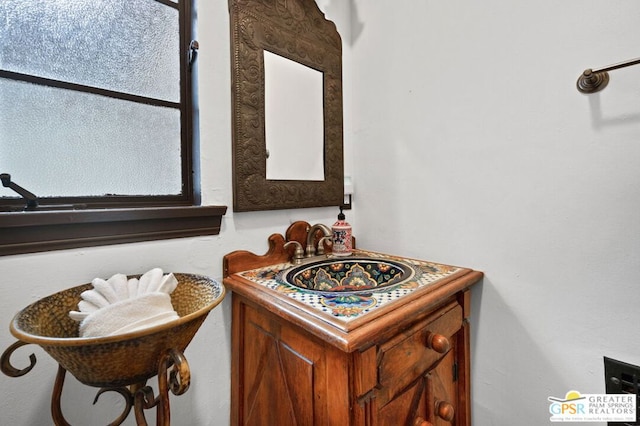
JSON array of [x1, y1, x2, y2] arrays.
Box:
[[108, 273, 130, 301], [78, 292, 179, 338], [69, 268, 180, 337]]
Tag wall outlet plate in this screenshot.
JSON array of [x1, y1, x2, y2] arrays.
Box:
[[604, 356, 640, 426]]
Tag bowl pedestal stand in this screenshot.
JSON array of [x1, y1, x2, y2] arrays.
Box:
[[1, 341, 191, 426]]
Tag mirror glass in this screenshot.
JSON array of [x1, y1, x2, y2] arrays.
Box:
[[229, 0, 344, 212], [264, 51, 324, 181]]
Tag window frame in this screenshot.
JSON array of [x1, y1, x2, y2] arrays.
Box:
[[0, 0, 226, 256]]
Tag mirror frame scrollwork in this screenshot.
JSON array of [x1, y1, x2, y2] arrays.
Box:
[[229, 0, 344, 212]]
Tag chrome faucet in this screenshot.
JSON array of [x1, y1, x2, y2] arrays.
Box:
[[305, 223, 332, 257], [284, 240, 304, 265]]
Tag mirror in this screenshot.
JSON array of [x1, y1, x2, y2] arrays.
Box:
[[264, 51, 324, 181], [229, 0, 344, 211]]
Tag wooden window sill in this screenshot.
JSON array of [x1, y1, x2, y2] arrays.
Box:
[[0, 205, 227, 256]]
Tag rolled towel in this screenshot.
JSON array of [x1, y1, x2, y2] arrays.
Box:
[[79, 288, 111, 310], [154, 273, 179, 294], [127, 277, 140, 298], [137, 268, 163, 296], [92, 278, 120, 304], [79, 292, 179, 338], [69, 268, 180, 337], [108, 273, 130, 300]]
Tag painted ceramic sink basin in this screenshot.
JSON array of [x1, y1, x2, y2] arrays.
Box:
[[277, 257, 416, 296]]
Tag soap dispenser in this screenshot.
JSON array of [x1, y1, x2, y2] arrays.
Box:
[[332, 207, 352, 256]]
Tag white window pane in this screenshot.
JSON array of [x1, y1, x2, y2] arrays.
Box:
[[0, 78, 182, 197], [0, 0, 179, 102]]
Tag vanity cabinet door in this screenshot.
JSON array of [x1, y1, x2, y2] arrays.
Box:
[[231, 297, 350, 426], [430, 347, 458, 426], [376, 347, 458, 426], [377, 374, 429, 426], [375, 299, 466, 426]]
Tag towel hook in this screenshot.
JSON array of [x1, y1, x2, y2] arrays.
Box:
[[577, 56, 640, 94]]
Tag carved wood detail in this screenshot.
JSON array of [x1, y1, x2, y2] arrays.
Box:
[[243, 307, 318, 425], [229, 0, 344, 211]]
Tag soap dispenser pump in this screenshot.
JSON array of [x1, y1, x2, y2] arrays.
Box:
[[332, 207, 352, 256]]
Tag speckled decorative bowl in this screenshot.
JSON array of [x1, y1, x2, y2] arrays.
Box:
[[9, 273, 225, 387]]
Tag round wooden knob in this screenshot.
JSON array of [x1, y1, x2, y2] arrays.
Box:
[[436, 400, 455, 422], [426, 333, 450, 354], [413, 417, 433, 426]]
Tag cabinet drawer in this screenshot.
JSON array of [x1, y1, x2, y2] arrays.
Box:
[[377, 302, 462, 406]]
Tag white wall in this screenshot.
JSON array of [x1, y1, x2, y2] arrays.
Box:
[[4, 1, 640, 425], [349, 1, 640, 424], [0, 1, 351, 425]]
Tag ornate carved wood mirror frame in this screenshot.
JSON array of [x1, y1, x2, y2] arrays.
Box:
[[229, 0, 344, 212]]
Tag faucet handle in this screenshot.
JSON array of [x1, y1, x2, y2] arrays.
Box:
[[316, 236, 333, 255], [284, 241, 304, 265], [306, 224, 333, 257]]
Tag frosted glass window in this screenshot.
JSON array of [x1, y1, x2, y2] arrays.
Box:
[[0, 78, 181, 197], [0, 0, 180, 102], [0, 0, 191, 204]]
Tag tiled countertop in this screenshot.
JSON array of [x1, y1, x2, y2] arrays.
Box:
[[234, 249, 465, 324]]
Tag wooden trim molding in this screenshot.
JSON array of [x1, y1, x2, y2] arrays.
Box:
[[0, 205, 227, 256]]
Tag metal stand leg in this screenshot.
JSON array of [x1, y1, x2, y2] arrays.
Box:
[[2, 343, 191, 426], [134, 348, 191, 426]]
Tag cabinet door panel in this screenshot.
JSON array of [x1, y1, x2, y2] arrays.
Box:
[[241, 306, 321, 425], [377, 376, 428, 426], [377, 338, 459, 426], [430, 345, 457, 426], [236, 303, 352, 425]]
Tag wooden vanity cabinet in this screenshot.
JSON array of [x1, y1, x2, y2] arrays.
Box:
[[229, 292, 472, 426], [224, 223, 482, 426]]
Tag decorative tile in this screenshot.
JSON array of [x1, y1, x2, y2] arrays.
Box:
[[236, 250, 462, 323]]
